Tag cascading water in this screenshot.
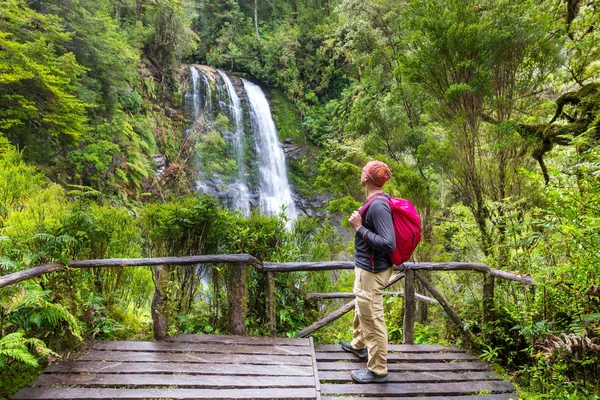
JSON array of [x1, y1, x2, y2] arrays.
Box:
[[187, 66, 212, 123], [216, 70, 251, 216], [186, 66, 297, 224], [243, 79, 297, 223]]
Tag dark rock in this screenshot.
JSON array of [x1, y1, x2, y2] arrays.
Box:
[[153, 154, 167, 180], [283, 143, 304, 160], [166, 108, 179, 118]]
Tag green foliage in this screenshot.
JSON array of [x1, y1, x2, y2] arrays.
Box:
[[0, 0, 88, 163], [195, 130, 238, 179], [145, 0, 198, 73], [1, 283, 82, 343], [0, 332, 54, 368]]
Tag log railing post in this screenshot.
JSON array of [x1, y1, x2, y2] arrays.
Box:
[[266, 271, 276, 336], [483, 273, 495, 323], [403, 268, 415, 344], [151, 264, 168, 341], [229, 262, 248, 336]]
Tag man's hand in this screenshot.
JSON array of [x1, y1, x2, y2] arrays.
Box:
[[349, 211, 362, 232]]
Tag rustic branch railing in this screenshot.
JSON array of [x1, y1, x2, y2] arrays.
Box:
[[0, 255, 534, 344]]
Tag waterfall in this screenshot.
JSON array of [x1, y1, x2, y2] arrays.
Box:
[[216, 70, 251, 216], [186, 66, 297, 224], [187, 66, 212, 123], [243, 79, 297, 224]]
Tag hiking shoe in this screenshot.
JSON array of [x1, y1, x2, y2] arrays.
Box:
[[351, 368, 388, 383], [341, 340, 368, 359]]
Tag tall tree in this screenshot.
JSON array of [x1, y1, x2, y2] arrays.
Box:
[[254, 0, 260, 40], [0, 0, 88, 165], [402, 0, 560, 260]]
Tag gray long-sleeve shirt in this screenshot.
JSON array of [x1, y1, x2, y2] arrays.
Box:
[[355, 195, 396, 273]]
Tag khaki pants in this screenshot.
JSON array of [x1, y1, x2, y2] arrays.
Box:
[[351, 266, 393, 375]]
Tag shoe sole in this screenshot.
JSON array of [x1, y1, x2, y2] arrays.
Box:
[[341, 344, 368, 360], [351, 373, 388, 383]]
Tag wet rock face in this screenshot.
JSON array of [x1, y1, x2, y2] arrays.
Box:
[[153, 154, 167, 179], [294, 192, 330, 217]]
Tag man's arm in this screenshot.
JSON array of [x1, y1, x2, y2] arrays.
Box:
[[357, 201, 396, 253]]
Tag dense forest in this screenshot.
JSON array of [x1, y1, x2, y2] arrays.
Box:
[[0, 0, 599, 398]]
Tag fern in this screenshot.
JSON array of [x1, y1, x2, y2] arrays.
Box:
[[0, 332, 55, 369], [3, 284, 82, 341]]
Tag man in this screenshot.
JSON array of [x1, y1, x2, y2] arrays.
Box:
[[343, 160, 396, 383]]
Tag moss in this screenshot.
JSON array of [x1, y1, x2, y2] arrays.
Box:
[[0, 363, 43, 399], [270, 88, 304, 143]]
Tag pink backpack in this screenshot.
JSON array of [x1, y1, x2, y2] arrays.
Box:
[[359, 194, 422, 265]]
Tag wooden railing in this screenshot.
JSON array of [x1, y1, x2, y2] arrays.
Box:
[[0, 255, 534, 344]]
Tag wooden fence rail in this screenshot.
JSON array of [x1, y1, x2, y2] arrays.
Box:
[[0, 255, 534, 343]]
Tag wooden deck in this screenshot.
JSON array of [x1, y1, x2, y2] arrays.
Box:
[[13, 334, 320, 399], [13, 335, 518, 400], [316, 343, 517, 400]]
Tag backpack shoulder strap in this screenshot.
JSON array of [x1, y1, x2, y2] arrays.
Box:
[[358, 193, 390, 215]]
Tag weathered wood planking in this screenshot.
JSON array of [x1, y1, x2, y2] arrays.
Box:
[[321, 381, 515, 396], [15, 335, 320, 400], [316, 351, 478, 361], [32, 373, 316, 388], [13, 388, 317, 399], [317, 361, 492, 372], [319, 370, 502, 383], [167, 333, 311, 346], [92, 340, 313, 355], [46, 361, 314, 375], [314, 343, 516, 400], [320, 395, 519, 400], [316, 344, 462, 353], [79, 350, 313, 365]]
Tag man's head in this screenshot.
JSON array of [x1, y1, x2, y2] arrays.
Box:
[[361, 161, 391, 188]]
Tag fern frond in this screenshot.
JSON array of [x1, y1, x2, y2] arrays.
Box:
[[0, 332, 56, 368]]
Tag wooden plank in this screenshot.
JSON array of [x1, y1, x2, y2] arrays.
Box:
[[309, 337, 321, 399], [316, 361, 490, 372], [320, 395, 519, 400], [315, 344, 462, 353], [151, 265, 167, 341], [79, 350, 312, 365], [316, 351, 478, 362], [262, 262, 408, 272], [13, 387, 317, 399], [168, 334, 310, 346], [297, 300, 355, 338], [318, 370, 501, 383], [92, 341, 313, 356], [46, 361, 315, 376], [0, 255, 263, 290], [266, 272, 277, 336], [32, 373, 316, 388], [229, 262, 248, 336], [321, 380, 515, 396], [305, 292, 435, 303]]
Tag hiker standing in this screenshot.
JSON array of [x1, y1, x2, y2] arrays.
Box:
[[343, 160, 396, 383]]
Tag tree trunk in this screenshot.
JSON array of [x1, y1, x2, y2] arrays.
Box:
[[483, 274, 495, 323], [254, 0, 260, 41], [136, 0, 142, 20], [322, 0, 329, 15], [290, 0, 297, 18]]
